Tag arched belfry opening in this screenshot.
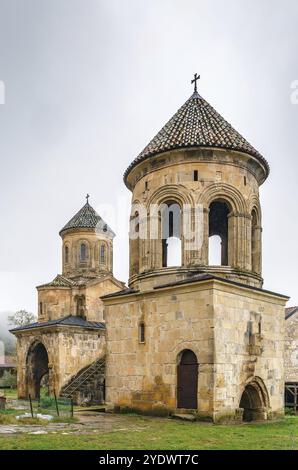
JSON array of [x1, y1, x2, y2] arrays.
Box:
[[177, 350, 198, 409], [26, 342, 49, 399], [161, 201, 182, 267], [239, 377, 269, 422], [251, 208, 258, 273], [208, 201, 230, 266]]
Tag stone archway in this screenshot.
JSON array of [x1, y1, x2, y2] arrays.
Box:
[[26, 342, 49, 399], [239, 377, 269, 422], [177, 350, 198, 409]]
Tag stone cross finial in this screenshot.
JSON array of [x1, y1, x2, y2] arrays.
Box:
[[191, 73, 200, 93], [86, 193, 90, 204]]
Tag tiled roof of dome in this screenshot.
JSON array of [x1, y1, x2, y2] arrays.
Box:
[[59, 202, 115, 236], [124, 91, 269, 181]]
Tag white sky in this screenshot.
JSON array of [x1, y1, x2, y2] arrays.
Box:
[[0, 0, 297, 313]]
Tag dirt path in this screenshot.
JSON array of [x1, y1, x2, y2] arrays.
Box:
[[0, 411, 165, 435]]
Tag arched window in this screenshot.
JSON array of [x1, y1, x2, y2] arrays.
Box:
[[251, 209, 258, 272], [80, 243, 87, 262], [208, 200, 230, 266], [65, 245, 69, 264], [134, 211, 139, 233], [161, 201, 182, 267], [139, 322, 145, 343], [39, 302, 43, 315], [100, 244, 106, 264], [76, 296, 85, 317]]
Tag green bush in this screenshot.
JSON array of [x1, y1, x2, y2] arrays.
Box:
[[39, 396, 54, 409], [285, 407, 296, 416], [0, 371, 17, 388]]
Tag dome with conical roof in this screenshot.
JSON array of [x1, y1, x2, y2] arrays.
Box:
[[59, 200, 114, 237], [124, 91, 269, 182]]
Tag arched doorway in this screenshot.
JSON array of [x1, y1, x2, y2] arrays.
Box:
[[26, 342, 49, 399], [239, 377, 269, 422], [177, 350, 198, 409]]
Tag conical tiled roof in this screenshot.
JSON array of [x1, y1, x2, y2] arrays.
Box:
[[59, 201, 115, 236], [124, 91, 269, 181]]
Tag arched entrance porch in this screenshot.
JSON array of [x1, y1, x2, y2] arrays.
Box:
[[26, 342, 49, 399]]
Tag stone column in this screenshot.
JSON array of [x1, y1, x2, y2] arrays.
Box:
[[227, 213, 237, 267], [149, 213, 162, 269], [201, 208, 209, 265], [252, 225, 262, 275]]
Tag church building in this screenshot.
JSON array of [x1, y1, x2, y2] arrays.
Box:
[[11, 199, 124, 403], [12, 78, 289, 422]]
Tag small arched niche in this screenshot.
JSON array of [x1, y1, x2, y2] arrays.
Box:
[[208, 200, 230, 266], [239, 377, 269, 422], [161, 201, 182, 267]]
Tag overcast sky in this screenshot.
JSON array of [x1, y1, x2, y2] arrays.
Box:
[[0, 0, 297, 314]]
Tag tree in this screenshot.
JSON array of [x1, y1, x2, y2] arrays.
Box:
[[8, 310, 37, 327], [0, 370, 17, 388]]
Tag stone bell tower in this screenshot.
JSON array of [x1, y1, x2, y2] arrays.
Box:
[[125, 80, 266, 291], [103, 77, 289, 422]]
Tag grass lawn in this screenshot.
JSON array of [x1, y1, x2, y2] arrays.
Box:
[[0, 415, 297, 450], [0, 388, 17, 398]]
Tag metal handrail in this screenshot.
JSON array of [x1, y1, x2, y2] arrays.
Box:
[[61, 356, 105, 396]]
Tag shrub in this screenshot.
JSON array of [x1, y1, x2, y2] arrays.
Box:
[[0, 371, 17, 388], [285, 407, 296, 416]]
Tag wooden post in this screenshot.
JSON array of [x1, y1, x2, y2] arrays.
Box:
[[71, 397, 74, 418], [54, 392, 60, 417], [28, 394, 34, 418]]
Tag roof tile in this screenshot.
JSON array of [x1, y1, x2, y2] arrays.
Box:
[[124, 91, 269, 181], [60, 202, 114, 236]]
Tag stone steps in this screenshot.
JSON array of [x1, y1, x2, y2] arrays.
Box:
[[172, 413, 197, 422], [60, 356, 105, 405]]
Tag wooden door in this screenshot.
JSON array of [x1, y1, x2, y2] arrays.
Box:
[[177, 350, 198, 409]]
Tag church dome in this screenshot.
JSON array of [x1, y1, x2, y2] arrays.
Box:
[[124, 90, 269, 184], [59, 198, 114, 237]]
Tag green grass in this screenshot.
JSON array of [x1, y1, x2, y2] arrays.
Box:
[[0, 388, 17, 398], [0, 415, 297, 450]]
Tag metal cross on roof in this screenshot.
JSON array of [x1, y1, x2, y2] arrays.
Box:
[[86, 193, 90, 204], [191, 73, 200, 93]]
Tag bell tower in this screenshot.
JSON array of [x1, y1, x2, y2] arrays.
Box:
[[124, 79, 268, 291], [103, 77, 289, 421]]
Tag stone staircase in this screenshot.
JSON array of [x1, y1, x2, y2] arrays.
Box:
[[60, 356, 105, 405]]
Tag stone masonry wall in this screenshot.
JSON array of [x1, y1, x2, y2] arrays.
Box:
[[213, 284, 286, 420], [104, 279, 287, 420], [285, 313, 298, 382], [105, 285, 214, 415]]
